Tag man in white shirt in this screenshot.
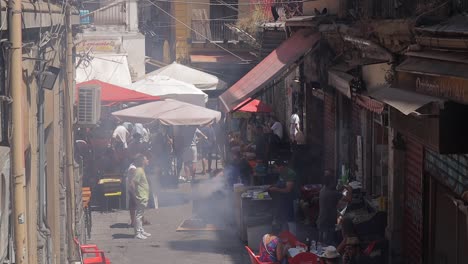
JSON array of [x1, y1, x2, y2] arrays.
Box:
[[290, 108, 300, 143], [268, 117, 283, 159], [112, 124, 130, 149], [132, 123, 150, 143], [271, 118, 283, 140]]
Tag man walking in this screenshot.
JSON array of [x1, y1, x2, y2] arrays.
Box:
[[289, 107, 300, 143], [129, 154, 152, 239]]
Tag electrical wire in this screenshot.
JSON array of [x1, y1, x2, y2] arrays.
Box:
[[215, 0, 238, 12], [145, 0, 250, 62], [81, 0, 313, 5]]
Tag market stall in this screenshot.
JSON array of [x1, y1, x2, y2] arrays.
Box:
[[75, 80, 162, 210], [75, 80, 161, 171], [112, 99, 222, 181]]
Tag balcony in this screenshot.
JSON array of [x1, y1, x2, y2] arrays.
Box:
[[80, 2, 126, 26], [191, 19, 239, 43]]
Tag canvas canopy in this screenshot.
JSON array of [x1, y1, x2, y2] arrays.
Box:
[[143, 62, 227, 90], [125, 75, 208, 106], [112, 99, 221, 126], [76, 80, 160, 104]]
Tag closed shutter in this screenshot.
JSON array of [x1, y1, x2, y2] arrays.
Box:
[[403, 136, 424, 264]]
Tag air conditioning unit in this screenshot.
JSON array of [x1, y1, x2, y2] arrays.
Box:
[[77, 84, 101, 125]]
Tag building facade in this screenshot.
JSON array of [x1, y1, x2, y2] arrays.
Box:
[[220, 1, 468, 263], [77, 0, 146, 85], [297, 1, 468, 263], [0, 2, 82, 264]]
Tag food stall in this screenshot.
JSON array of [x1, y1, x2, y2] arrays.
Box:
[[112, 98, 222, 179]]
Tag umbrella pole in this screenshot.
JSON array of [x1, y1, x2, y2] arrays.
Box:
[[171, 128, 178, 185]]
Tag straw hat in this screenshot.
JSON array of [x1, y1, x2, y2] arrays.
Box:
[[320, 246, 340, 259], [346, 237, 360, 246]]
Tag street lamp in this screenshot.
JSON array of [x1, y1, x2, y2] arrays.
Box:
[[40, 66, 60, 90]]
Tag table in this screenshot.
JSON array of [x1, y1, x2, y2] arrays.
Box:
[[287, 249, 321, 264]]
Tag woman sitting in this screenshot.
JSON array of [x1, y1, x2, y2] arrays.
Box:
[[337, 217, 358, 254], [259, 225, 286, 264]]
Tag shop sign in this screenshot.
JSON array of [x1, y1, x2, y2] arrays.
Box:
[[310, 88, 324, 100], [76, 38, 122, 53], [397, 72, 468, 104]]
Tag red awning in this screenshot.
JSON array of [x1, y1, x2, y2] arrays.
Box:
[[235, 98, 272, 113], [219, 29, 320, 112], [76, 80, 160, 103]]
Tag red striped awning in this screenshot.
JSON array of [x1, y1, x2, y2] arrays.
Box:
[[354, 94, 385, 114], [219, 29, 320, 112]]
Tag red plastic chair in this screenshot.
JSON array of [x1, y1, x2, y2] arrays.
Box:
[[245, 246, 278, 264], [279, 231, 307, 249], [363, 241, 377, 256], [74, 238, 111, 264], [288, 252, 319, 264]]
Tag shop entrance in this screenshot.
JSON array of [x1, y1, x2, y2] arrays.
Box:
[[430, 184, 468, 264]]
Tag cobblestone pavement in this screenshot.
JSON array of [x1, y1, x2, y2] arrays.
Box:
[[88, 175, 250, 264]]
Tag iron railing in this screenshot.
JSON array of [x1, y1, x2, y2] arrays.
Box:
[[81, 2, 126, 26], [348, 0, 468, 18], [191, 19, 239, 43]]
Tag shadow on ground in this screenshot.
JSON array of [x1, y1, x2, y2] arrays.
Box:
[[112, 234, 135, 239], [110, 223, 131, 229], [167, 232, 248, 264]]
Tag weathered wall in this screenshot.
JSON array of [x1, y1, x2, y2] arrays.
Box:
[[174, 1, 190, 62], [78, 31, 146, 80], [122, 34, 146, 79]]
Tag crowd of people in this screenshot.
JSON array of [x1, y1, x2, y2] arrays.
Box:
[[254, 168, 369, 264], [222, 108, 373, 262], [75, 117, 221, 239]]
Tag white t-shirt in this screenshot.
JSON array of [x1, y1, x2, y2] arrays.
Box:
[[290, 113, 300, 138], [271, 121, 283, 139], [112, 125, 129, 148], [132, 123, 150, 142]]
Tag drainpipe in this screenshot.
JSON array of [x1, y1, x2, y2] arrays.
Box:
[[9, 0, 29, 262], [37, 61, 52, 264], [65, 2, 78, 261]]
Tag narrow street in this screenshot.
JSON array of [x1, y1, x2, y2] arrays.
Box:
[[88, 178, 249, 264]]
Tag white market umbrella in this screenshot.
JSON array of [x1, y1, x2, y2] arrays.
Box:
[[112, 99, 221, 126], [143, 62, 227, 91], [125, 75, 208, 107]]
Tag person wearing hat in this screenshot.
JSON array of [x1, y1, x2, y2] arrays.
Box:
[[268, 159, 297, 232], [319, 246, 340, 264]]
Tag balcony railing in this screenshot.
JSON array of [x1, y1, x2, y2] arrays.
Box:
[[191, 19, 239, 43], [81, 2, 126, 26]]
